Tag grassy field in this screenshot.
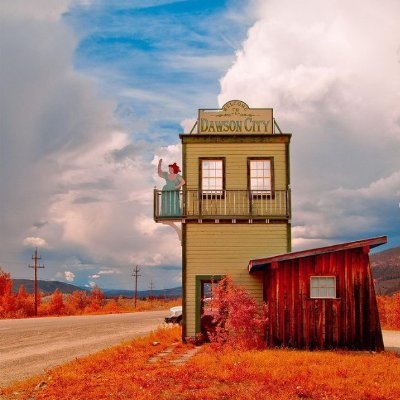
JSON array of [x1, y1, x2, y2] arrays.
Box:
[[1, 326, 400, 400]]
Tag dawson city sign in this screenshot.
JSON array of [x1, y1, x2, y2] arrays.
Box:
[[198, 100, 273, 134]]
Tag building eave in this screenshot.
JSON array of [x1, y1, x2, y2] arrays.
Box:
[[248, 235, 388, 273]]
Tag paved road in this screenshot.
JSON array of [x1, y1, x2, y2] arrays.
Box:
[[382, 330, 400, 354], [0, 310, 166, 387]]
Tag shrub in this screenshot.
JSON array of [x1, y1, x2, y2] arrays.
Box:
[[15, 285, 35, 317], [0, 268, 16, 318], [85, 287, 105, 313], [377, 294, 400, 329], [47, 288, 66, 315], [208, 275, 268, 350], [65, 290, 89, 315]]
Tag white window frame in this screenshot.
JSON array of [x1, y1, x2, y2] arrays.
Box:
[[310, 276, 336, 299], [201, 159, 224, 195], [249, 159, 273, 195]]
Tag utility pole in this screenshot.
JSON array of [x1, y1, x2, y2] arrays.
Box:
[[132, 265, 141, 308], [28, 247, 45, 317], [149, 279, 155, 299]]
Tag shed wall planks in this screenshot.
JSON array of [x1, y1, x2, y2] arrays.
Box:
[[262, 247, 384, 350]]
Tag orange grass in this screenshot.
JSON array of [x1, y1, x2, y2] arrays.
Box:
[[107, 297, 182, 313], [2, 326, 400, 400]]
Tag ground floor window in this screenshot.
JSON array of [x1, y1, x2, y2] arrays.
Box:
[[310, 276, 336, 299]]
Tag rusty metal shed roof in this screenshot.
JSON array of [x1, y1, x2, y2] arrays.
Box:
[[248, 236, 387, 273]]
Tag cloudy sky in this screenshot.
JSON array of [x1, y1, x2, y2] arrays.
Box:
[[1, 0, 399, 290]]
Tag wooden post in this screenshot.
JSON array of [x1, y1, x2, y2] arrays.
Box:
[[28, 248, 45, 317], [132, 265, 141, 308]]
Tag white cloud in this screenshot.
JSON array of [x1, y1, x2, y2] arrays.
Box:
[[0, 2, 183, 287], [64, 271, 75, 282], [98, 269, 120, 275], [90, 274, 100, 279], [180, 118, 197, 134], [1, 0, 71, 22], [23, 237, 48, 248], [152, 144, 182, 168], [218, 0, 400, 248]]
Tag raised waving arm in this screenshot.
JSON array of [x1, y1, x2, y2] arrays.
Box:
[[157, 158, 163, 177]]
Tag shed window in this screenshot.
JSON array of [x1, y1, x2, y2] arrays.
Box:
[[201, 159, 224, 195], [310, 276, 336, 299]]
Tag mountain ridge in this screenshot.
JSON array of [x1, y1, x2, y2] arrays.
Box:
[[370, 246, 400, 295], [11, 279, 182, 298]]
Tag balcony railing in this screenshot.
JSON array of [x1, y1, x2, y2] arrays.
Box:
[[154, 189, 291, 221]]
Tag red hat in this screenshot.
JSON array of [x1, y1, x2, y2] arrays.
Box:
[[168, 162, 181, 174]]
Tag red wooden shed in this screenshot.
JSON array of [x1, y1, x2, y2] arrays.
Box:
[[248, 236, 387, 351]]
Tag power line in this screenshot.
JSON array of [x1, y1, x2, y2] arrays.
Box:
[[132, 265, 141, 308], [28, 248, 45, 317]]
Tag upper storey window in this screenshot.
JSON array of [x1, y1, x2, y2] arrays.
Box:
[[248, 158, 273, 195], [200, 158, 224, 195]]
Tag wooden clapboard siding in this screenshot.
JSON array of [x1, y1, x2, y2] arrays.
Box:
[[261, 246, 384, 351], [184, 223, 288, 337], [184, 142, 288, 190], [180, 132, 291, 339]]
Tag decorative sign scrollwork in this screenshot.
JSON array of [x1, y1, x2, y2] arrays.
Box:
[[198, 100, 273, 134]]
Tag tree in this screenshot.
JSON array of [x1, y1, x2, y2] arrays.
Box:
[[0, 268, 16, 318], [65, 290, 89, 314], [0, 268, 12, 297], [47, 288, 65, 315], [15, 285, 35, 317], [86, 287, 105, 312]]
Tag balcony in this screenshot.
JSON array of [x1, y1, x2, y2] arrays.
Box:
[[154, 189, 291, 222]]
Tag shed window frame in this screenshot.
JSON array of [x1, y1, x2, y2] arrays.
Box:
[[310, 276, 337, 299], [247, 157, 274, 198], [199, 157, 225, 199]]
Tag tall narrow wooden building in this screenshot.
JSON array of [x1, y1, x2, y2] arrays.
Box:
[[154, 100, 292, 338]]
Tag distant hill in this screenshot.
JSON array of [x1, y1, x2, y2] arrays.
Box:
[[11, 279, 182, 299], [102, 287, 182, 299], [12, 279, 88, 295], [370, 246, 400, 295]]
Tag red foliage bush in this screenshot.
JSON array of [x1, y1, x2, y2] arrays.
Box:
[[208, 275, 268, 350], [85, 286, 105, 313], [377, 294, 400, 329], [47, 289, 66, 316], [0, 268, 16, 318], [15, 285, 35, 317], [65, 290, 89, 315]]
